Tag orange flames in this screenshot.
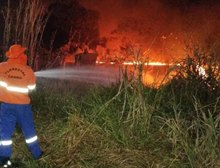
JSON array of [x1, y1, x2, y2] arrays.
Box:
[[96, 60, 174, 87], [96, 61, 172, 66]]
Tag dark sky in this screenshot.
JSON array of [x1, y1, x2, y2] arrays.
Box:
[[79, 0, 220, 35]]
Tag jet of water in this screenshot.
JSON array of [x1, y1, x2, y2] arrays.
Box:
[[34, 65, 121, 86]]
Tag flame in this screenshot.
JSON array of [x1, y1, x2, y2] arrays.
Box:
[[96, 61, 172, 66], [144, 62, 171, 66], [95, 60, 175, 87], [196, 65, 207, 78]]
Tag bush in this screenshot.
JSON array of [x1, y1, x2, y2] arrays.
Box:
[[159, 48, 220, 119]]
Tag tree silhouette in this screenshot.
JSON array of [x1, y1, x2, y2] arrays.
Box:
[[43, 0, 100, 50]]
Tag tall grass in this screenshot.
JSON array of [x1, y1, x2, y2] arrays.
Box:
[[155, 48, 220, 167], [158, 97, 220, 167], [11, 48, 220, 167], [2, 0, 48, 67]]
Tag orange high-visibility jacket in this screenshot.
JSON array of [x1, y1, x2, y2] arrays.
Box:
[[0, 61, 36, 104]]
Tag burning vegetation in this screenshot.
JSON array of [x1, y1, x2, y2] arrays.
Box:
[[0, 0, 219, 87], [0, 1, 220, 167], [0, 0, 220, 71]]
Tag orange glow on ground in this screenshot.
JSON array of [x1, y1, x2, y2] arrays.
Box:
[[95, 61, 175, 87]]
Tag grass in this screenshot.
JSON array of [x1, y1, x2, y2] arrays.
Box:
[[2, 0, 48, 67], [1, 47, 217, 168], [2, 1, 220, 167], [11, 82, 219, 167], [8, 50, 220, 167]]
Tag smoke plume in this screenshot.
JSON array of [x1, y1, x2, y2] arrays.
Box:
[[80, 0, 220, 62]]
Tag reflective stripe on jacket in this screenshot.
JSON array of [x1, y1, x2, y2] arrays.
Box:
[[0, 62, 36, 104]]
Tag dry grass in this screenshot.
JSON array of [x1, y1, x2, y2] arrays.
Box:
[[38, 114, 161, 168], [2, 0, 48, 66]]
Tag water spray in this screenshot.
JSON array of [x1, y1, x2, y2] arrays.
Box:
[[34, 65, 120, 86]]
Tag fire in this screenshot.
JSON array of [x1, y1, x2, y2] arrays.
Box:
[[96, 61, 171, 66], [144, 62, 171, 66], [95, 60, 173, 87], [196, 65, 207, 78], [123, 61, 172, 66]]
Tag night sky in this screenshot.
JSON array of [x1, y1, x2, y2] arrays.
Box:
[[80, 0, 220, 36]]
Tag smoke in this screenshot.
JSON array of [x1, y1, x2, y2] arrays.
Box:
[[80, 0, 164, 37], [79, 0, 220, 61]]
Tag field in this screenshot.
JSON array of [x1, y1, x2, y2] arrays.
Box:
[[11, 57, 220, 168], [1, 0, 220, 167]]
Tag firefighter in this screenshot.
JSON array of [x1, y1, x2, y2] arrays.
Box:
[[0, 44, 43, 167]]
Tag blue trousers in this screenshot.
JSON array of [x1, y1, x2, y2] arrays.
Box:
[[0, 103, 42, 159]]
